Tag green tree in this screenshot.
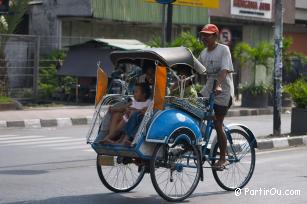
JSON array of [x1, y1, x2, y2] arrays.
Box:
[[39, 50, 76, 100], [0, 0, 29, 96], [284, 78, 307, 108], [233, 41, 274, 86]]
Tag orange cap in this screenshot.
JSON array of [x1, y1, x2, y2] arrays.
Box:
[[200, 24, 219, 34]]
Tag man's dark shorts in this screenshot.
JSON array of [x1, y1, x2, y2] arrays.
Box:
[[213, 97, 232, 116]]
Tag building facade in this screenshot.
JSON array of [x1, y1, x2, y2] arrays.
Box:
[[27, 0, 303, 95], [285, 0, 307, 56], [208, 0, 296, 88], [209, 0, 295, 47], [29, 0, 209, 55]]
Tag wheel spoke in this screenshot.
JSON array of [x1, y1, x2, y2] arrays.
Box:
[[212, 129, 255, 191], [151, 143, 201, 201], [97, 155, 144, 192]]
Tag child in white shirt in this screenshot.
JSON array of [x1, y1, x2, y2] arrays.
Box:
[[101, 83, 151, 144]]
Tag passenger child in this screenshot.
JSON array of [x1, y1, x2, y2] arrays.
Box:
[[100, 83, 151, 144]]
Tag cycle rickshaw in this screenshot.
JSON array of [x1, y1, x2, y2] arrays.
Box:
[[86, 47, 257, 202]]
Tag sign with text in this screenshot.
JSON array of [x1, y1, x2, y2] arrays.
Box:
[[146, 0, 219, 8], [231, 0, 272, 19]]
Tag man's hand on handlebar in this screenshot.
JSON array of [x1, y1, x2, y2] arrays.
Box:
[[215, 84, 222, 95]]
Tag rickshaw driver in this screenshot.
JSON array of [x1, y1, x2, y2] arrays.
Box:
[[198, 24, 235, 171]]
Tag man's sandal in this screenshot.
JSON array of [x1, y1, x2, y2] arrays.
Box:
[[212, 161, 230, 171]]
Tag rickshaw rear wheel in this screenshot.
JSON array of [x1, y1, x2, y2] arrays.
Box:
[[150, 142, 201, 202], [211, 129, 256, 191], [96, 154, 145, 193]]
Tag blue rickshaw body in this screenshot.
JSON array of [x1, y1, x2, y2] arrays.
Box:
[[146, 109, 202, 144]]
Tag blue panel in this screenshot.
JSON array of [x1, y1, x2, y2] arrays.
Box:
[[146, 109, 202, 142]]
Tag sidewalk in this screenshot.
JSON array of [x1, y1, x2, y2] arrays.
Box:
[[0, 104, 292, 129]]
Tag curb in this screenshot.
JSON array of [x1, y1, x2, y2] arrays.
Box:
[[257, 136, 307, 150], [0, 116, 92, 129], [226, 107, 291, 117]]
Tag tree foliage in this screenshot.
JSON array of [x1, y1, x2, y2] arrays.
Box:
[[284, 78, 307, 108], [0, 0, 29, 37], [233, 41, 274, 82], [148, 32, 204, 56], [39, 50, 76, 100], [233, 41, 274, 95]]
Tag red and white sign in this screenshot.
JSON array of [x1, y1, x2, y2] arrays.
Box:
[[219, 28, 232, 45], [231, 0, 272, 19]]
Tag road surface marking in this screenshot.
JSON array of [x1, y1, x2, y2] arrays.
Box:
[[0, 137, 70, 144], [35, 141, 86, 148], [52, 145, 90, 150], [0, 134, 94, 153], [0, 138, 84, 146], [0, 135, 17, 138], [0, 136, 44, 141]]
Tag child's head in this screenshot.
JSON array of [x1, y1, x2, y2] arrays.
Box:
[[175, 65, 192, 78], [134, 83, 151, 101]]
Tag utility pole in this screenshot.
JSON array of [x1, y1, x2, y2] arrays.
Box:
[[158, 0, 175, 46], [161, 4, 166, 47], [273, 0, 283, 136], [165, 3, 173, 44]]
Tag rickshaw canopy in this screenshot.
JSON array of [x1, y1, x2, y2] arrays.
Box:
[[110, 47, 195, 69]]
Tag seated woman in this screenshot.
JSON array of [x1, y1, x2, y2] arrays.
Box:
[[100, 83, 152, 145], [137, 60, 155, 86]]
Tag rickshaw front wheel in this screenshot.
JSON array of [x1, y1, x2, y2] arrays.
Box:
[[150, 142, 201, 202], [96, 154, 145, 193]]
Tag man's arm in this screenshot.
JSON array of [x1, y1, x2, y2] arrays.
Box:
[[215, 69, 228, 95]]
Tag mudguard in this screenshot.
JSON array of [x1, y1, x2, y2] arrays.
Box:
[[225, 123, 258, 148], [209, 123, 257, 157], [146, 109, 202, 144]]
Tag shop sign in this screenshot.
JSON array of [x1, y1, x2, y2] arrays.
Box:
[[231, 0, 272, 19]]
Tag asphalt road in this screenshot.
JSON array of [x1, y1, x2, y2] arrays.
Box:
[[0, 114, 305, 204], [224, 114, 291, 137]]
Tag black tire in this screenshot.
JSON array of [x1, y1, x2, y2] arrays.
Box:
[[150, 143, 201, 202], [212, 129, 256, 191], [96, 154, 145, 193]]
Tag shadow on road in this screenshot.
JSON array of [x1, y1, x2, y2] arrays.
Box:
[[3, 193, 162, 204], [191, 190, 233, 198], [3, 190, 233, 204]]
